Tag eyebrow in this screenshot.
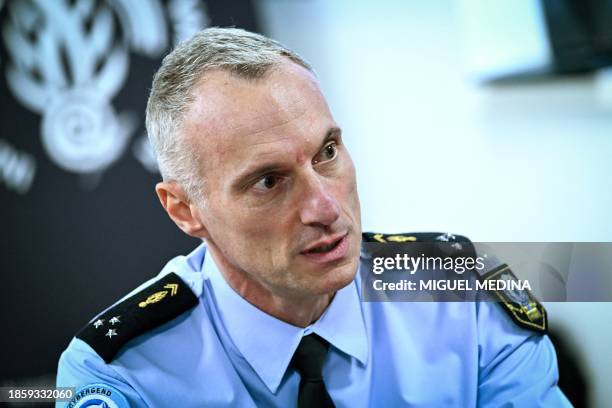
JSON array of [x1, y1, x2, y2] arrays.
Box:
[[233, 126, 342, 190]]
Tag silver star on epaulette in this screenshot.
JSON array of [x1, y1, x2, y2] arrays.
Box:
[[93, 319, 104, 329], [436, 232, 456, 242], [451, 242, 463, 250], [105, 329, 118, 338], [109, 316, 121, 325]]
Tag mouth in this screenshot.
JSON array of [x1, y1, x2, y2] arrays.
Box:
[[300, 233, 349, 264]]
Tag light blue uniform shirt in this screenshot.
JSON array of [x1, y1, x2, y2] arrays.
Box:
[[57, 244, 570, 407]]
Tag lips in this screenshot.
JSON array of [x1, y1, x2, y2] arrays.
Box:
[[307, 238, 342, 253], [301, 234, 349, 263]]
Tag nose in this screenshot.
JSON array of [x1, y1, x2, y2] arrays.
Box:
[[299, 173, 341, 227]]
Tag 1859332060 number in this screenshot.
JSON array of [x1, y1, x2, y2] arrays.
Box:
[[0, 387, 75, 402]]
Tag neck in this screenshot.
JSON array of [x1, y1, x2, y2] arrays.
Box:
[[207, 245, 334, 328]]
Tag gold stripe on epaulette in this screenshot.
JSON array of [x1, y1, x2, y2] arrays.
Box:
[[386, 235, 417, 243]]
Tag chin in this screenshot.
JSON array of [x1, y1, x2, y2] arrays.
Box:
[[311, 259, 359, 295]]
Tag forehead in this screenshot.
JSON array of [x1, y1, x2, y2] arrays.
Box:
[[182, 61, 335, 176]]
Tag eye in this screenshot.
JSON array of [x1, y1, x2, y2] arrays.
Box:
[[314, 141, 338, 164], [252, 174, 281, 192]]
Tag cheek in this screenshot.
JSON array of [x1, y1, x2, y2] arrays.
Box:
[[208, 205, 285, 266], [337, 157, 359, 204], [211, 200, 291, 256], [338, 160, 361, 231]]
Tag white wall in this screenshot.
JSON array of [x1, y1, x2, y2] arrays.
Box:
[[258, 1, 612, 406]]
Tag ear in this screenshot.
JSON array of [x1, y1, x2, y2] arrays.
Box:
[[155, 181, 209, 239]]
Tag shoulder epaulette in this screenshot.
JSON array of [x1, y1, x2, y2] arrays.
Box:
[[76, 272, 198, 363], [362, 231, 547, 333], [362, 231, 472, 244]]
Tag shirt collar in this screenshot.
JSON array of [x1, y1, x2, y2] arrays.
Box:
[[203, 250, 368, 394]]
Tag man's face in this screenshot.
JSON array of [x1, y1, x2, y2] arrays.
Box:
[[182, 60, 361, 299]]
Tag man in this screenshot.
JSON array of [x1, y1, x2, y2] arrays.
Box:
[[57, 28, 569, 407]]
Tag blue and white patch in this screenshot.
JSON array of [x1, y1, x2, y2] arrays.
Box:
[[67, 383, 129, 408]]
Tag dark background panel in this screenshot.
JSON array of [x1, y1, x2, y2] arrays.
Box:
[[0, 0, 260, 382]]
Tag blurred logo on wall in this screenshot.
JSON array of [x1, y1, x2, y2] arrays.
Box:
[[0, 0, 208, 193]]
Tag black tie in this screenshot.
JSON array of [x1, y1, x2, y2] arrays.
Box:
[[290, 334, 335, 408]]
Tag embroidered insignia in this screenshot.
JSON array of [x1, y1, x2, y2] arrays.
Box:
[[138, 290, 168, 308], [363, 232, 418, 243], [386, 235, 418, 243], [481, 264, 548, 333], [138, 283, 180, 308], [436, 232, 456, 242], [69, 383, 129, 408], [105, 329, 118, 339]]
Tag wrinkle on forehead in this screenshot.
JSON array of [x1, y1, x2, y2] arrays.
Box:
[[238, 106, 309, 144]]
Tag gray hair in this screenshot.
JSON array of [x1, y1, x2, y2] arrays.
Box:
[[145, 27, 313, 203]]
